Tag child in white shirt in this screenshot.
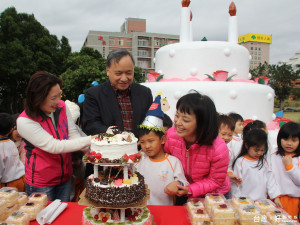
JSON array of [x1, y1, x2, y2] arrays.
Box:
[[136, 127, 188, 205], [135, 93, 188, 205], [231, 128, 282, 207], [271, 122, 300, 221], [227, 113, 244, 183], [0, 113, 25, 192]]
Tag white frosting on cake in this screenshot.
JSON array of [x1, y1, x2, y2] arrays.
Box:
[[155, 41, 250, 80], [143, 81, 274, 124], [143, 3, 277, 127], [91, 132, 138, 160]]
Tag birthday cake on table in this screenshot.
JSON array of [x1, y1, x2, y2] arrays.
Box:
[[84, 130, 141, 164], [85, 167, 147, 206], [80, 128, 150, 224], [143, 0, 281, 144]]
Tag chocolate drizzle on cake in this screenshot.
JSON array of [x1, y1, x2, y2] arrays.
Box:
[[26, 202, 34, 206], [85, 172, 146, 206]]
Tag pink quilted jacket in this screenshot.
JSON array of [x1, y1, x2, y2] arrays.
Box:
[[164, 127, 230, 197]]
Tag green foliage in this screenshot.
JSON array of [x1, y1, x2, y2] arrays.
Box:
[[0, 7, 71, 113], [250, 62, 300, 110], [290, 88, 300, 100], [269, 64, 300, 109], [249, 62, 271, 79], [134, 66, 146, 83], [60, 47, 107, 102]]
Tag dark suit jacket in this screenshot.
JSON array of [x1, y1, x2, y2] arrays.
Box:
[[82, 81, 153, 136]]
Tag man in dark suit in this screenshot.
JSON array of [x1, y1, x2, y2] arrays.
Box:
[[82, 49, 153, 176], [82, 48, 153, 136]]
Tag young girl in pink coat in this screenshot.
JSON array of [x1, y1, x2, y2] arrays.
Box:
[[164, 92, 230, 204]]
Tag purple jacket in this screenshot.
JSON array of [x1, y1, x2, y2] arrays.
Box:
[[19, 100, 72, 187], [164, 127, 230, 197]]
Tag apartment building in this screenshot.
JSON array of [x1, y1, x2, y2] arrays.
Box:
[[83, 18, 179, 75], [238, 33, 272, 69]]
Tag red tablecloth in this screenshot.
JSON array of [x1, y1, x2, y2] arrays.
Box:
[[30, 203, 190, 225]]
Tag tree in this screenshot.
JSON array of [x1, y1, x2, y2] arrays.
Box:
[[250, 62, 300, 110], [61, 47, 146, 102], [134, 66, 147, 83], [60, 47, 107, 102], [268, 64, 300, 110], [250, 62, 271, 79], [0, 7, 71, 113]]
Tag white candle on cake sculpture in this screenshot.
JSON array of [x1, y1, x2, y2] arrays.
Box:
[[228, 2, 238, 43], [189, 10, 193, 41], [180, 0, 191, 42]]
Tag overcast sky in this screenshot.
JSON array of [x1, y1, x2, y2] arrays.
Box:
[[1, 0, 299, 64]]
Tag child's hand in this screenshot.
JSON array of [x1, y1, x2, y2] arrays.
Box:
[[228, 174, 242, 185], [164, 181, 179, 195], [176, 184, 189, 197], [282, 155, 293, 167], [274, 197, 283, 208]]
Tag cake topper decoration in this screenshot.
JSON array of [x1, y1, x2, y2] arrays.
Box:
[[139, 92, 165, 133]]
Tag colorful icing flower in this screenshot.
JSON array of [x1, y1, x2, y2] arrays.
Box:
[[243, 119, 254, 126], [146, 72, 164, 82], [205, 70, 235, 81], [213, 70, 229, 81], [254, 76, 270, 85]]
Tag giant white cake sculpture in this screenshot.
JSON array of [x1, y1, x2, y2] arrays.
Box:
[[143, 1, 279, 132]]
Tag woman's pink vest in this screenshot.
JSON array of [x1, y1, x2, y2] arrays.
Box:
[[19, 100, 72, 187], [164, 127, 231, 197]]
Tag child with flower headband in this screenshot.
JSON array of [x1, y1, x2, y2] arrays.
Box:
[[135, 93, 188, 205]]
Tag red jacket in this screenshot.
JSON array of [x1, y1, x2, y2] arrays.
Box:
[[164, 127, 230, 197], [19, 100, 72, 187]]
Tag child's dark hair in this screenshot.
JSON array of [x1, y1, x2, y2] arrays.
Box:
[[277, 122, 300, 157], [0, 113, 14, 136], [228, 112, 244, 123], [163, 113, 173, 129], [243, 120, 267, 138], [176, 91, 218, 145], [137, 127, 165, 139], [8, 113, 20, 139], [218, 114, 235, 131], [233, 129, 268, 170]]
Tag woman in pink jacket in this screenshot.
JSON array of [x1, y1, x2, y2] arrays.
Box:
[[164, 91, 230, 205]]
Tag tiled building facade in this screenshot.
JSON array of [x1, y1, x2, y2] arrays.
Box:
[[238, 33, 272, 69], [83, 18, 179, 75]]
